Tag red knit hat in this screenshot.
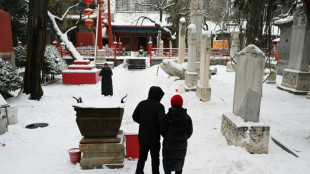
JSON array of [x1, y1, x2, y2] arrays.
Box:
[[171, 95, 183, 107]]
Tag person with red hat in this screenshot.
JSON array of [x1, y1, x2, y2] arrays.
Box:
[[160, 94, 193, 174]]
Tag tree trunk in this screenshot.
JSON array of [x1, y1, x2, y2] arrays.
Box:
[[245, 0, 266, 47], [303, 0, 310, 24], [23, 0, 48, 100]]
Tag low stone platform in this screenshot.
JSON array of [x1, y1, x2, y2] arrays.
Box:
[[277, 69, 310, 95], [196, 86, 211, 102], [221, 114, 270, 154], [126, 58, 146, 70], [62, 60, 101, 85], [79, 131, 125, 169]]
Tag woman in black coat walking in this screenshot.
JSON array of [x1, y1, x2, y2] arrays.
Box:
[[160, 95, 193, 174], [99, 63, 113, 96]]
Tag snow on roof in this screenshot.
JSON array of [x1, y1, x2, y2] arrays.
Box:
[[273, 37, 280, 42], [274, 15, 293, 25], [112, 12, 170, 26], [0, 94, 9, 108]]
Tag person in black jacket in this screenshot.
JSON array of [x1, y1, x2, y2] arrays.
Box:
[[132, 86, 165, 174], [160, 95, 193, 174], [99, 63, 113, 96]]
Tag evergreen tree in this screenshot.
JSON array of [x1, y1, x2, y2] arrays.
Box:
[[0, 58, 22, 98], [0, 0, 28, 46], [14, 45, 27, 68], [43, 45, 67, 76]]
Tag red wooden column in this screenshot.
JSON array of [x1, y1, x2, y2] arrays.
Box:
[[107, 0, 112, 48]]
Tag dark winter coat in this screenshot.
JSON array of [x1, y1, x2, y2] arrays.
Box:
[[99, 66, 113, 96], [132, 86, 165, 144], [160, 107, 193, 172]]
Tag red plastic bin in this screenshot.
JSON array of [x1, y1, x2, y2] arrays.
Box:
[[125, 134, 140, 159]]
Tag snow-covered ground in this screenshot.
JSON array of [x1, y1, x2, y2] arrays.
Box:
[[1, 65, 310, 174]]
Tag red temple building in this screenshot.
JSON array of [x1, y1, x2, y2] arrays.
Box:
[[0, 9, 15, 69]]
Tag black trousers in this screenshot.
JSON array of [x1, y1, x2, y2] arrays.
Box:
[[135, 141, 160, 174]]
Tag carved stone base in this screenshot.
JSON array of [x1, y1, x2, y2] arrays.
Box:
[[226, 62, 236, 72], [79, 131, 125, 169], [221, 114, 270, 154], [277, 69, 310, 95], [184, 71, 198, 92], [266, 71, 276, 84], [196, 86, 211, 102]]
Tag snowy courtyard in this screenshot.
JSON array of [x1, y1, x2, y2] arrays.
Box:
[[1, 65, 310, 174]]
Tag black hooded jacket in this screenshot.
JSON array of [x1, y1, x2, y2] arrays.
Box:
[[161, 107, 193, 150], [160, 106, 193, 171], [132, 86, 165, 143]]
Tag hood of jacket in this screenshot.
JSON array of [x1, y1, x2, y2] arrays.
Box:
[[147, 86, 164, 102], [168, 107, 188, 121]]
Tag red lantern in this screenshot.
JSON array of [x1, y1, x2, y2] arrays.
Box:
[[84, 0, 94, 8], [100, 9, 105, 13], [84, 8, 93, 18], [85, 19, 94, 29]]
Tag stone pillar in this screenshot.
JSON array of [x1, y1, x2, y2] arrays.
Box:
[[185, 24, 198, 91], [190, 0, 204, 72], [196, 31, 211, 102], [178, 17, 186, 64], [274, 17, 293, 75], [221, 45, 270, 154], [278, 6, 310, 95], [226, 32, 239, 72], [95, 49, 106, 69], [307, 90, 310, 99]]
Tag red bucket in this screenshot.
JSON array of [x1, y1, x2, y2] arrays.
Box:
[[68, 148, 81, 163], [125, 134, 139, 159]]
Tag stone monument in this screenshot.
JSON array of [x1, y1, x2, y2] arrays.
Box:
[[266, 70, 276, 84], [196, 31, 211, 102], [278, 5, 310, 94], [178, 17, 186, 64], [95, 49, 106, 69], [226, 32, 239, 72], [190, 0, 204, 73], [274, 16, 293, 75], [184, 24, 198, 91], [221, 45, 270, 154]]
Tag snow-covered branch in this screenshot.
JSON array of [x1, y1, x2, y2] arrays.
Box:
[[65, 26, 77, 35], [54, 3, 80, 21], [132, 16, 176, 40], [48, 11, 82, 60]]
